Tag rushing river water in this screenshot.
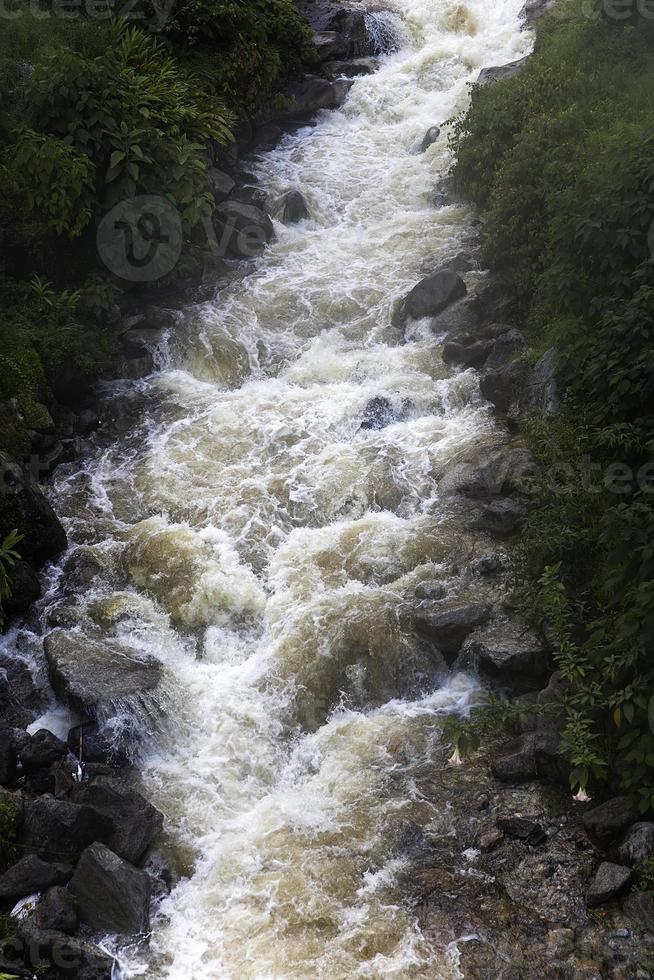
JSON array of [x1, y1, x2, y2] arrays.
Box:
[[22, 1, 533, 976]]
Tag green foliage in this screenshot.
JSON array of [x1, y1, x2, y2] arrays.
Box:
[[0, 529, 22, 631], [0, 789, 20, 872], [450, 0, 654, 809]]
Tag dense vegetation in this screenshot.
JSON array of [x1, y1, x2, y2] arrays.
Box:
[[0, 3, 313, 591], [451, 0, 654, 810]]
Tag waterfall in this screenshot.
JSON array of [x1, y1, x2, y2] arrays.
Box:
[[35, 0, 532, 976]]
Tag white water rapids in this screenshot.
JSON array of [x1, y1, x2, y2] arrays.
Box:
[[27, 1, 533, 976]]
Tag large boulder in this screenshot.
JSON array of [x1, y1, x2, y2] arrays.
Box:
[[283, 77, 353, 117], [419, 126, 441, 153], [18, 797, 113, 863], [476, 497, 526, 537], [43, 630, 162, 715], [583, 796, 637, 846], [276, 189, 310, 223], [479, 330, 527, 413], [519, 346, 559, 416], [322, 57, 378, 79], [70, 842, 152, 935], [0, 854, 72, 901], [478, 57, 529, 85], [457, 625, 549, 690], [521, 0, 559, 26], [314, 30, 348, 61], [617, 822, 654, 867], [3, 560, 41, 616], [15, 920, 114, 978], [0, 656, 40, 730], [212, 201, 274, 259], [491, 735, 537, 783], [439, 445, 536, 498], [533, 672, 569, 783], [0, 452, 67, 567], [586, 862, 632, 906], [70, 776, 163, 865], [34, 885, 78, 933], [360, 396, 401, 431], [403, 270, 467, 321], [414, 603, 491, 658], [18, 730, 67, 772], [208, 167, 235, 204]]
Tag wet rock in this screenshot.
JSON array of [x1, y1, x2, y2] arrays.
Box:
[[587, 862, 632, 906], [230, 184, 268, 210], [497, 815, 546, 844], [67, 722, 127, 767], [34, 885, 78, 933], [442, 336, 493, 368], [583, 797, 637, 846], [478, 57, 529, 85], [0, 855, 72, 900], [314, 30, 348, 61], [403, 269, 467, 321], [283, 76, 353, 117], [0, 452, 67, 567], [471, 275, 518, 325], [477, 497, 525, 536], [414, 602, 491, 658], [209, 167, 235, 203], [213, 200, 274, 258], [472, 553, 502, 576], [477, 826, 503, 852], [61, 548, 103, 591], [419, 126, 441, 152], [70, 842, 152, 935], [440, 445, 536, 498], [15, 920, 114, 978], [44, 629, 162, 715], [623, 891, 654, 931], [414, 580, 447, 601], [70, 776, 163, 865], [18, 730, 67, 772], [457, 627, 548, 690], [3, 561, 41, 616], [254, 123, 284, 151], [322, 57, 378, 78], [75, 408, 101, 436], [18, 797, 113, 863], [521, 0, 559, 26], [617, 823, 654, 868], [360, 396, 397, 430], [277, 189, 310, 223], [534, 673, 569, 783], [432, 176, 458, 208], [491, 735, 537, 783], [327, 8, 383, 57], [0, 737, 15, 787], [479, 330, 528, 414], [0, 655, 41, 729], [519, 346, 559, 416]]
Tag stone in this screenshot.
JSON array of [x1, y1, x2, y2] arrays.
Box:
[[18, 797, 113, 863], [0, 855, 72, 900], [213, 200, 274, 258], [0, 656, 41, 729], [479, 330, 527, 413], [75, 409, 101, 435], [457, 627, 548, 690], [0, 452, 67, 567], [470, 275, 518, 325], [0, 732, 19, 786], [322, 57, 378, 79], [3, 561, 41, 616], [477, 827, 503, 852], [360, 396, 397, 431], [440, 445, 536, 498], [414, 581, 447, 601], [472, 553, 502, 576], [491, 735, 537, 783], [478, 57, 529, 85], [497, 815, 546, 844], [67, 722, 127, 767], [230, 185, 268, 210], [432, 176, 458, 208], [623, 891, 654, 931], [521, 0, 559, 26], [403, 269, 467, 321], [209, 167, 236, 203], [314, 30, 348, 61], [617, 823, 654, 867], [43, 629, 162, 715], [70, 776, 163, 865], [70, 842, 152, 935], [534, 673, 569, 783], [19, 730, 67, 772], [520, 346, 559, 416], [254, 124, 284, 151], [34, 886, 78, 933], [419, 126, 441, 152], [583, 797, 637, 846], [478, 497, 525, 536], [283, 76, 353, 117], [587, 862, 632, 906], [14, 920, 114, 978], [442, 337, 494, 368], [414, 603, 491, 658], [277, 189, 310, 223]]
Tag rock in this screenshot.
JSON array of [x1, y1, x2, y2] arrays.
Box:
[[479, 330, 527, 413], [0, 737, 15, 787], [477, 497, 525, 536], [34, 886, 78, 933], [419, 126, 441, 152], [327, 8, 384, 57], [283, 76, 353, 117], [18, 797, 113, 863], [442, 336, 494, 368], [70, 842, 152, 935], [209, 167, 235, 203], [519, 346, 559, 416], [61, 548, 103, 591], [587, 862, 632, 906], [534, 673, 569, 783], [491, 735, 537, 783], [497, 815, 546, 844], [583, 797, 637, 846], [213, 200, 274, 258], [15, 920, 114, 978], [3, 561, 41, 616], [457, 627, 548, 689], [360, 396, 397, 430], [432, 176, 458, 208], [277, 189, 310, 223], [414, 581, 447, 601], [477, 827, 503, 852], [403, 269, 467, 321], [521, 0, 559, 26], [67, 722, 127, 767], [0, 452, 67, 567], [70, 776, 163, 865], [0, 655, 41, 729], [253, 123, 284, 151], [623, 891, 654, 931], [440, 445, 536, 498], [0, 855, 72, 900], [478, 57, 529, 85], [414, 603, 491, 658], [314, 30, 347, 61], [471, 275, 518, 325], [617, 823, 654, 868], [75, 409, 101, 435], [43, 629, 162, 715], [19, 730, 67, 772], [322, 57, 378, 78]]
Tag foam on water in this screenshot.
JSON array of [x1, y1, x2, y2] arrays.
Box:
[[33, 0, 532, 976]]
